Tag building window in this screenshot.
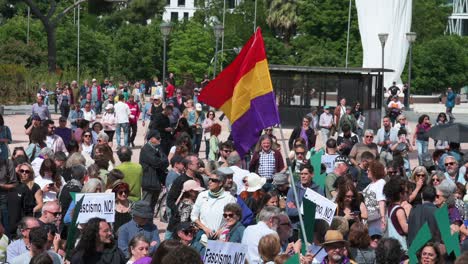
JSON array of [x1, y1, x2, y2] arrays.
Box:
[[227, 0, 235, 9], [183, 12, 189, 20], [178, 0, 185, 6], [171, 12, 178, 22], [166, 0, 170, 6]]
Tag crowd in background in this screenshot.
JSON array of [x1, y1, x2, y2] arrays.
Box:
[[0, 74, 466, 264]]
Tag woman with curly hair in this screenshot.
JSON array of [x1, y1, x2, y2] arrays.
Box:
[[240, 173, 266, 216], [383, 178, 409, 251], [71, 217, 126, 264], [208, 123, 222, 161], [335, 180, 368, 227], [348, 222, 375, 264]]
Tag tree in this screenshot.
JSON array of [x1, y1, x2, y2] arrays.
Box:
[[293, 0, 362, 67], [20, 0, 88, 72], [167, 21, 214, 81], [110, 23, 161, 80], [411, 35, 468, 94], [266, 0, 298, 44]]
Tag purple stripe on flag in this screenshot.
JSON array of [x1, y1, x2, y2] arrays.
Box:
[[231, 91, 280, 157]]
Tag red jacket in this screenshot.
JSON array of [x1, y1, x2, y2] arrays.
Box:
[[126, 101, 140, 124], [88, 85, 102, 102], [249, 149, 285, 175]]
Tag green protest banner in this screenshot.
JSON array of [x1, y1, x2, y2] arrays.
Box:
[[285, 253, 300, 264], [434, 204, 461, 257], [303, 198, 317, 242], [66, 194, 84, 260], [407, 223, 432, 264], [309, 148, 326, 188]]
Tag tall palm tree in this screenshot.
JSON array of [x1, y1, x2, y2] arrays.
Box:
[[266, 0, 298, 44]]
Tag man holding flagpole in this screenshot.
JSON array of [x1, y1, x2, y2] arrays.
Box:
[[199, 28, 310, 261]]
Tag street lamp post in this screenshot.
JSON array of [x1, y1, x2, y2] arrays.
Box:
[[378, 33, 388, 119], [213, 24, 224, 79], [406, 32, 416, 109], [160, 22, 172, 99]]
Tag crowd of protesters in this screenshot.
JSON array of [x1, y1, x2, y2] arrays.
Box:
[[0, 77, 467, 264]]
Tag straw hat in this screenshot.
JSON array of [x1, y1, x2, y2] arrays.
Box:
[[322, 230, 349, 246]]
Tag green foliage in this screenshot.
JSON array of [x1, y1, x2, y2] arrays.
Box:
[[293, 0, 362, 67], [411, 35, 468, 94], [0, 39, 46, 67], [0, 64, 28, 104], [266, 0, 298, 43], [56, 22, 113, 75], [412, 0, 451, 42], [0, 15, 46, 49], [167, 21, 214, 82], [110, 23, 161, 80]]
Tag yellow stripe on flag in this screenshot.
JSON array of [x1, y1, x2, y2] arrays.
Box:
[[219, 59, 273, 124]]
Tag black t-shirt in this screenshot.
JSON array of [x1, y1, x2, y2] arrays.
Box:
[[388, 86, 400, 96]]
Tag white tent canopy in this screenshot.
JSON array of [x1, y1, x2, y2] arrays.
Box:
[[355, 0, 412, 88]]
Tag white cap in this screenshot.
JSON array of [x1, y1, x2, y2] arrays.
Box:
[[92, 78, 97, 82], [105, 104, 114, 110], [154, 95, 162, 100]]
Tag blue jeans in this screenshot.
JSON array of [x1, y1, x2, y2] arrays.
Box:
[[116, 123, 129, 147], [416, 140, 429, 166]]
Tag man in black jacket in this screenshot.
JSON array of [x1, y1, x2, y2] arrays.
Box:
[[407, 185, 441, 247], [151, 105, 173, 155], [140, 130, 169, 212], [165, 154, 206, 239]]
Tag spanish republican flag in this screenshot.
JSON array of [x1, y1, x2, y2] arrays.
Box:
[[199, 28, 280, 156]]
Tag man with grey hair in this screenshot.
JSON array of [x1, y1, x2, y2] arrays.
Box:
[[227, 151, 249, 195], [443, 155, 466, 185], [31, 147, 54, 177], [6, 217, 40, 260], [349, 129, 379, 167], [241, 206, 280, 264]]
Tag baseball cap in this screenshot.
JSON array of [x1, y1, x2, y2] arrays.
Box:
[[323, 105, 330, 110], [273, 172, 289, 185], [335, 155, 352, 166], [153, 95, 162, 100]]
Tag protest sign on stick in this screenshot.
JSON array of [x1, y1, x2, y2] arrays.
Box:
[[204, 240, 248, 264], [75, 193, 115, 224]]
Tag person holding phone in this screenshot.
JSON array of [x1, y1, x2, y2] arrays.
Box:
[[335, 180, 368, 228]]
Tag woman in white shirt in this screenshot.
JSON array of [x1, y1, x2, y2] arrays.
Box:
[[34, 158, 66, 202], [101, 105, 116, 147], [363, 160, 387, 234], [80, 131, 94, 157]]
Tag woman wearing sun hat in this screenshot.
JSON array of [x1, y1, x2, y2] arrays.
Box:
[[240, 173, 266, 216]]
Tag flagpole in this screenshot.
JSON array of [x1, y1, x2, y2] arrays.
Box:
[[278, 123, 309, 247], [253, 0, 257, 33]]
